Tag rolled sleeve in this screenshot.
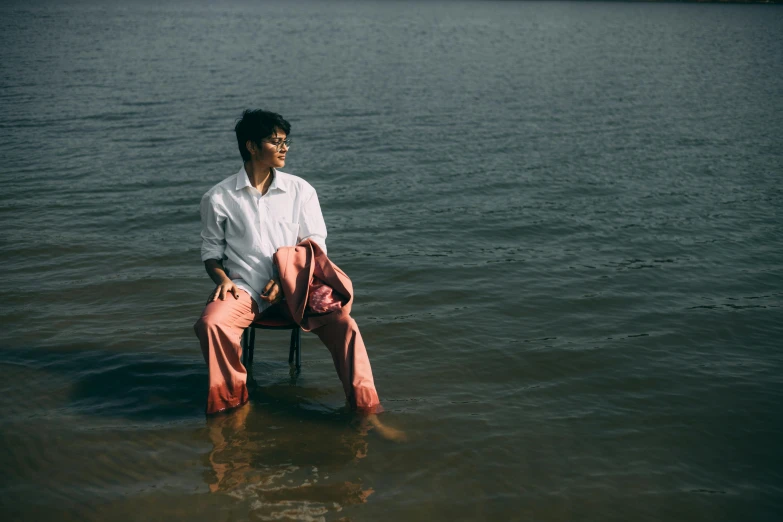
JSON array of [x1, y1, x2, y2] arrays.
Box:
[[298, 191, 327, 254], [200, 193, 227, 262]]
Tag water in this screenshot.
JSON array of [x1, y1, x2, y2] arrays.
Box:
[[1, 1, 782, 520]]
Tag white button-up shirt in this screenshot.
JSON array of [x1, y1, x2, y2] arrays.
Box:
[[200, 166, 327, 310]]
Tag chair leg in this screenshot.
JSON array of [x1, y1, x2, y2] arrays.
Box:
[[295, 328, 301, 369], [247, 328, 256, 367], [288, 328, 297, 365], [242, 328, 248, 367]]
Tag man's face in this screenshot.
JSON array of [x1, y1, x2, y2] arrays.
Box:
[[249, 127, 289, 168]]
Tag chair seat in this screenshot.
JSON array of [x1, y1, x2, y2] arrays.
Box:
[[249, 318, 297, 329]]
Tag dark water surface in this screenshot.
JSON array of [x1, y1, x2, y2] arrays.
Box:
[[1, 1, 782, 520]]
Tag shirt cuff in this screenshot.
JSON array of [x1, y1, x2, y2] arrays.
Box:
[[201, 247, 225, 262]]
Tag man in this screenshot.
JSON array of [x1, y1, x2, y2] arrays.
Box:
[[194, 110, 400, 438]]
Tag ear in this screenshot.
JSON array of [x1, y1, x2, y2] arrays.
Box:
[[246, 139, 257, 157]]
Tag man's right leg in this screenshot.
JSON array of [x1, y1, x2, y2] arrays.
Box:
[[194, 291, 257, 415]]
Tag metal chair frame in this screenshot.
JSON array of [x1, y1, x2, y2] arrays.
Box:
[[241, 323, 301, 370]]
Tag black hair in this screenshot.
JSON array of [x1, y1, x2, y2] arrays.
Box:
[[234, 109, 292, 163]]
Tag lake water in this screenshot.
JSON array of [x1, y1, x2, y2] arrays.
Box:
[[1, 1, 781, 520]]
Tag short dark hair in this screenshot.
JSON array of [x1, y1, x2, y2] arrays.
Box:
[[234, 109, 291, 163]]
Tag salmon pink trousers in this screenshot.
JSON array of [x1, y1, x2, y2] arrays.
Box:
[[194, 289, 383, 416]]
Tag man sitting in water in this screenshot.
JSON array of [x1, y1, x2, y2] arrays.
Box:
[[194, 109, 402, 439]]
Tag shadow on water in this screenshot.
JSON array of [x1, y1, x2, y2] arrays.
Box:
[[1, 344, 351, 425], [69, 358, 206, 420]]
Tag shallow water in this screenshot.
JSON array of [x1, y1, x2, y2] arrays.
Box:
[[1, 1, 782, 520]]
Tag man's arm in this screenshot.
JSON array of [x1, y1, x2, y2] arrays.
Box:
[[200, 194, 240, 302], [298, 190, 328, 253], [204, 259, 239, 301]]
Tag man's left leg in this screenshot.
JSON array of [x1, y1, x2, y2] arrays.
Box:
[[312, 314, 383, 414]]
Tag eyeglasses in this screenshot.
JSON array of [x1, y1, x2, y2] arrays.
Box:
[[263, 137, 292, 151]]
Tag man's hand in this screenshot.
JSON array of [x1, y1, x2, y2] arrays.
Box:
[[204, 260, 239, 303], [260, 278, 282, 304], [210, 279, 240, 303]]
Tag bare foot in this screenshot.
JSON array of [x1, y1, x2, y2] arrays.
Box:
[[365, 414, 407, 442]]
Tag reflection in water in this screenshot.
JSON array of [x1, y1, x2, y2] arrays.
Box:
[[205, 402, 375, 520]]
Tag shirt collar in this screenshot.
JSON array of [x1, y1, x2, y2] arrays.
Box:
[[235, 166, 288, 193]]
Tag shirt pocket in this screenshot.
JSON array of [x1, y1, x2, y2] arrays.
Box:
[[269, 219, 300, 246]]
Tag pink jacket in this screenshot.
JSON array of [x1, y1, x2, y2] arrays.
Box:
[[273, 240, 354, 332]]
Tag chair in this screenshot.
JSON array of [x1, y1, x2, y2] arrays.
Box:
[[241, 319, 301, 371]]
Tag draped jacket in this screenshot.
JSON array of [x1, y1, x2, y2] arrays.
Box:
[[273, 239, 354, 332]]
